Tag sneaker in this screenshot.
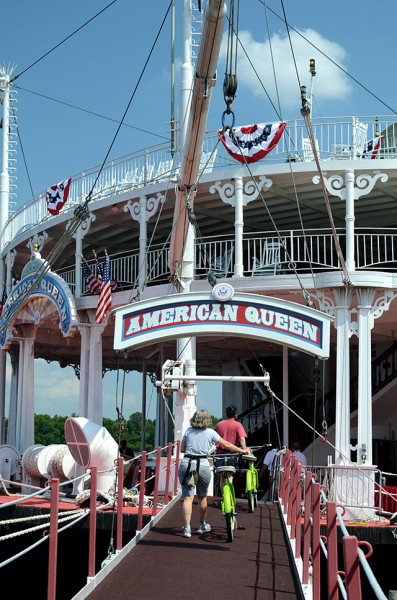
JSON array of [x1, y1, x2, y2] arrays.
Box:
[[197, 522, 211, 534], [182, 525, 191, 538]]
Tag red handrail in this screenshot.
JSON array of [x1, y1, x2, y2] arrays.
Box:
[[278, 451, 384, 600]]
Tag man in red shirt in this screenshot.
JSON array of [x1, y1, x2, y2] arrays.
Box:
[[215, 405, 247, 452]]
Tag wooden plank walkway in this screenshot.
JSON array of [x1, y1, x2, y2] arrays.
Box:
[[86, 499, 303, 600]]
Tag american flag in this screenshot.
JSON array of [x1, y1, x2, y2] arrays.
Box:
[[0, 286, 7, 317], [95, 252, 112, 323], [82, 259, 101, 294]]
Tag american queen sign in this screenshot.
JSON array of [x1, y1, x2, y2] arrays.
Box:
[[114, 292, 332, 359]]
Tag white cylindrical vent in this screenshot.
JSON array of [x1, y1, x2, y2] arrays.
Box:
[[64, 417, 118, 493]]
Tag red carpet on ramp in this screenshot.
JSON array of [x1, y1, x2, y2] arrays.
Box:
[[86, 499, 302, 600]]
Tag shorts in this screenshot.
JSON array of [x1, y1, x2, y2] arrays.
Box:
[[178, 459, 212, 498]]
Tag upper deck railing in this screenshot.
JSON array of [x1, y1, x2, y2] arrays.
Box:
[[2, 115, 397, 251]]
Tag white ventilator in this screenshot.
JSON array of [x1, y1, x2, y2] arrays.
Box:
[[64, 417, 119, 493]]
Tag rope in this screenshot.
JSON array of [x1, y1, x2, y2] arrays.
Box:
[[300, 108, 351, 285], [10, 1, 119, 83]]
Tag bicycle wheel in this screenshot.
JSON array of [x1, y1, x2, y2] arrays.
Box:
[[225, 511, 236, 542], [247, 489, 255, 513], [253, 489, 258, 508]]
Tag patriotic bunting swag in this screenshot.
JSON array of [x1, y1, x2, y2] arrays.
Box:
[[219, 121, 287, 164], [46, 177, 72, 215]]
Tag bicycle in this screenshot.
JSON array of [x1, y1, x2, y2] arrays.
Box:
[[212, 453, 240, 542], [242, 452, 259, 513]]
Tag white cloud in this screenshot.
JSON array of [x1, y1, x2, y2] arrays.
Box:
[[220, 28, 352, 113]]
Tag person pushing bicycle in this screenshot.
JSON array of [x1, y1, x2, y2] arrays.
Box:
[[178, 409, 251, 539]]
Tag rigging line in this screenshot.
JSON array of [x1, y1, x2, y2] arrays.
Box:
[[14, 85, 170, 141], [263, 0, 282, 116], [10, 105, 35, 200], [1, 3, 174, 332], [84, 0, 174, 203], [283, 4, 350, 288], [301, 110, 351, 285], [311, 359, 319, 471], [224, 140, 315, 305], [266, 382, 389, 494], [259, 0, 397, 116], [10, 0, 119, 83], [125, 174, 176, 304], [281, 0, 349, 287], [279, 0, 302, 92], [0, 210, 86, 335], [262, 1, 321, 307]]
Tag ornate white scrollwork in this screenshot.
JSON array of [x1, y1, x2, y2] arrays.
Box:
[[209, 180, 235, 205], [317, 290, 336, 316], [371, 290, 397, 321], [146, 193, 166, 219], [210, 176, 273, 206], [124, 193, 165, 222], [313, 171, 389, 201], [72, 212, 96, 240], [27, 231, 48, 255]]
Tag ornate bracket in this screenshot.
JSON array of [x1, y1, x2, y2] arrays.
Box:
[[27, 231, 48, 256], [124, 193, 166, 222], [209, 176, 272, 207], [371, 290, 397, 321], [72, 212, 96, 240], [313, 171, 389, 201]]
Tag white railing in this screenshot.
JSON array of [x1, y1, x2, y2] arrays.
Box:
[[3, 115, 397, 253], [56, 228, 397, 297]]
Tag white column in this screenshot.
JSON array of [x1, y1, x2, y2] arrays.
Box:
[[139, 195, 147, 291], [124, 193, 165, 292], [282, 346, 289, 446], [210, 176, 273, 277], [234, 177, 244, 277], [333, 288, 353, 464], [73, 213, 96, 299], [15, 326, 35, 453], [314, 170, 388, 275], [357, 288, 376, 465], [0, 350, 6, 444], [75, 229, 83, 298], [78, 323, 91, 417], [345, 170, 355, 272], [175, 204, 197, 440], [6, 347, 18, 447], [87, 321, 103, 425]]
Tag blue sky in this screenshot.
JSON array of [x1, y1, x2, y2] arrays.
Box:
[[2, 0, 397, 420]]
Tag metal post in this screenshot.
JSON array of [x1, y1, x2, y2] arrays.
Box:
[[151, 446, 161, 516], [164, 442, 172, 504], [137, 451, 147, 532], [116, 458, 124, 551], [234, 177, 244, 277], [47, 478, 60, 600], [88, 466, 97, 578]]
